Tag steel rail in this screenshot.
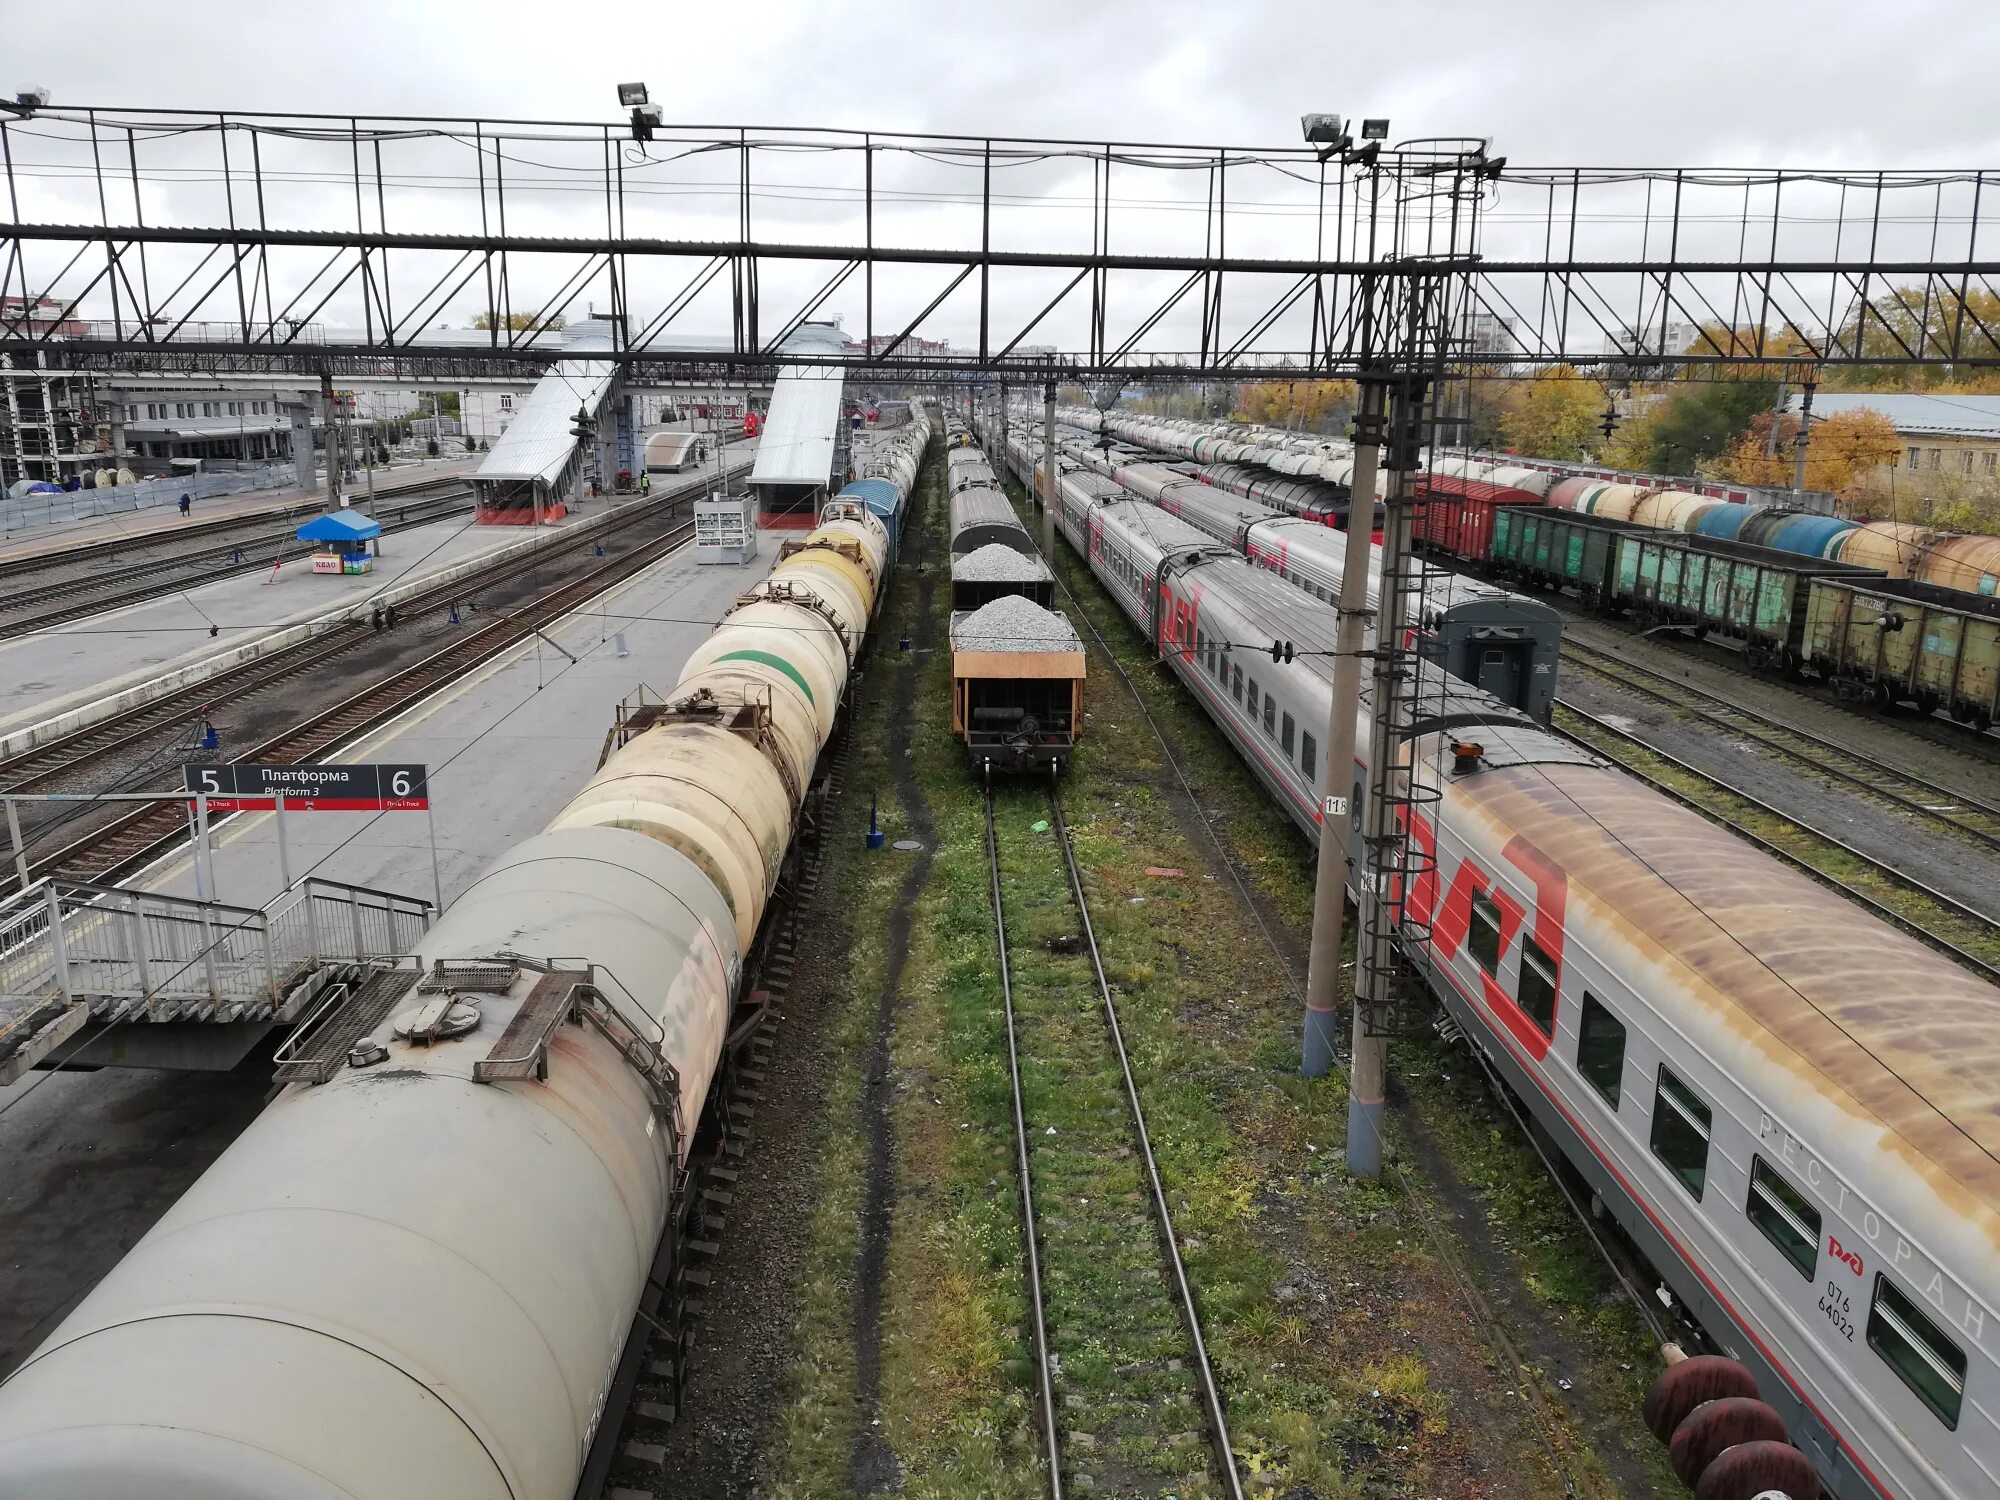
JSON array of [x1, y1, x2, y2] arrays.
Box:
[[28, 516, 701, 886], [0, 463, 747, 795], [1559, 638, 2000, 852], [981, 786, 1064, 1500], [0, 493, 473, 636], [1046, 788, 1245, 1500], [1556, 704, 2000, 984]]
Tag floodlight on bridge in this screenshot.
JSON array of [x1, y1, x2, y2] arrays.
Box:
[[616, 83, 649, 107]]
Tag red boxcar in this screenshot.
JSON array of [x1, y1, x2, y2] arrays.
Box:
[[1413, 475, 1547, 563]]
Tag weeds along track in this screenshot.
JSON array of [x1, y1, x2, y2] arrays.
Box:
[[983, 781, 1242, 1500], [1555, 703, 2000, 982]]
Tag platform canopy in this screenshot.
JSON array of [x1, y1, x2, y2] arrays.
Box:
[[296, 510, 382, 543]]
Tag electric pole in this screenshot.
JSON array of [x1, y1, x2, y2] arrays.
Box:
[[1346, 375, 1433, 1178], [1302, 377, 1385, 1080], [1792, 377, 1816, 494], [319, 370, 342, 510], [1041, 376, 1058, 556]]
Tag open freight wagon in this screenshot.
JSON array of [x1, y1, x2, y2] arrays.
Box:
[[1804, 574, 2000, 729]]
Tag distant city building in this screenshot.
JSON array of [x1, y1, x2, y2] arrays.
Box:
[[1465, 312, 1520, 354], [845, 333, 953, 358], [1602, 320, 1702, 358], [0, 295, 89, 339]]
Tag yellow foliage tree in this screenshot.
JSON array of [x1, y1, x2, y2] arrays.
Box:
[[472, 311, 567, 332], [1705, 406, 1900, 496], [1495, 366, 1604, 461], [1232, 379, 1357, 429]]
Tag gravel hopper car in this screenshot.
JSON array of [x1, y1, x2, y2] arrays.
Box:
[[946, 435, 1083, 774]]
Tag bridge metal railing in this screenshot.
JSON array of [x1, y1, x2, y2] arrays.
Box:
[[0, 876, 432, 1021]]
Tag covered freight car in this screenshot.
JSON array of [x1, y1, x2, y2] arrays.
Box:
[[1804, 574, 2000, 728]]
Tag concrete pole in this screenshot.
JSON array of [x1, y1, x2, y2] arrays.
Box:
[[1041, 378, 1058, 557], [1303, 378, 1385, 1080], [1348, 385, 1424, 1179], [999, 379, 1008, 451], [1791, 379, 1815, 495], [319, 372, 342, 510]]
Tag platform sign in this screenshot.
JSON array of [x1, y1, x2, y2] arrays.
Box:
[[184, 763, 430, 812]]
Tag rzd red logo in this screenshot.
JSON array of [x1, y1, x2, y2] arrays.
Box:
[[1828, 1237, 1864, 1276]]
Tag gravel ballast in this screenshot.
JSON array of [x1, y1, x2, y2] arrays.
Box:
[[950, 594, 1083, 653]]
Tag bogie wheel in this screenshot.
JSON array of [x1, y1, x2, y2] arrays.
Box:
[[1669, 1396, 1789, 1487], [1692, 1439, 1818, 1500], [1643, 1355, 1761, 1443]]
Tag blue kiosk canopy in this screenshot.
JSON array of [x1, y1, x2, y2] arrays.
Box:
[[296, 510, 383, 544]]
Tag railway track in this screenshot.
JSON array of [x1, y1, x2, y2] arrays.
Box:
[[1560, 637, 2000, 854], [3, 463, 750, 884], [983, 782, 1241, 1500], [0, 488, 475, 637], [1554, 703, 2000, 984], [26, 517, 701, 887]]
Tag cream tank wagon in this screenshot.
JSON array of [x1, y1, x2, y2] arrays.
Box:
[[0, 422, 932, 1498]]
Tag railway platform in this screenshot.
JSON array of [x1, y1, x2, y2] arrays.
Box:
[[0, 459, 480, 566], [0, 509, 507, 735]]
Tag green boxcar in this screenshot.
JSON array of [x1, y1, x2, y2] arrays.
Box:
[[1611, 529, 1879, 666], [1804, 575, 2000, 729], [1491, 508, 1636, 599]]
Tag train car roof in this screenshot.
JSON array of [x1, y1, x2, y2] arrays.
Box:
[[1463, 759, 2000, 1241], [1178, 553, 1562, 741], [1251, 517, 1563, 622]]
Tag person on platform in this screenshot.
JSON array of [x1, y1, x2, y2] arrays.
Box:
[[178, 493, 192, 517], [639, 472, 651, 495]]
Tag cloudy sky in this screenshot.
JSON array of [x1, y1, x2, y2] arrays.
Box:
[[13, 0, 1996, 165], [7, 0, 1996, 358]]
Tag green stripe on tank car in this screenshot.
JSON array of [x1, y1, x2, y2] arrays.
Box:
[[713, 648, 814, 704]]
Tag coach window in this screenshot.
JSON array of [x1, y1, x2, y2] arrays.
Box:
[[1468, 891, 1502, 974], [1575, 994, 1625, 1106], [1281, 712, 1296, 757], [1246, 679, 1259, 720], [1232, 664, 1243, 703], [1517, 937, 1557, 1036], [1746, 1156, 1819, 1280], [1262, 696, 1277, 737], [1196, 628, 1206, 659], [1868, 1275, 1966, 1429], [1300, 730, 1316, 779], [1649, 1066, 1712, 1201]]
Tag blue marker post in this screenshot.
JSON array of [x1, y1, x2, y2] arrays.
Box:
[[866, 790, 885, 850]]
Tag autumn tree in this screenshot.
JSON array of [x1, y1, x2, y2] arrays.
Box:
[[472, 311, 567, 333], [1495, 366, 1605, 461], [1600, 378, 1781, 473], [1232, 379, 1357, 430], [1705, 406, 1900, 496]]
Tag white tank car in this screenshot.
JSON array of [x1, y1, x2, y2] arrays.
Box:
[[990, 416, 2000, 1500], [0, 424, 929, 1498]]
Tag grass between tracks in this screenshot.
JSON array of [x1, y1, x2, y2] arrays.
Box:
[[759, 445, 1673, 1499]]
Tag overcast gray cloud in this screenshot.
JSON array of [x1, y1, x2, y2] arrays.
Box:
[[11, 0, 1997, 168], [6, 0, 1996, 359]]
